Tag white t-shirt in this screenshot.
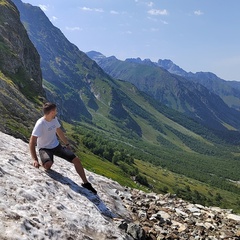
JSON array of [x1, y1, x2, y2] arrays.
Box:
[[32, 117, 61, 149]]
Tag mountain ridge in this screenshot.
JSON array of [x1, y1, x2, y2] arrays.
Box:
[[89, 51, 240, 111], [87, 51, 240, 131]]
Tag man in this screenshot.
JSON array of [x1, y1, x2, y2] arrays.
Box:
[[29, 102, 97, 194]]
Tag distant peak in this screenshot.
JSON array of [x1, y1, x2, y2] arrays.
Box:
[[158, 59, 174, 67], [125, 57, 142, 63], [86, 51, 106, 60], [125, 58, 156, 67], [157, 59, 187, 75]]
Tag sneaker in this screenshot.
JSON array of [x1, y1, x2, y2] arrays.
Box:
[[82, 182, 97, 194]]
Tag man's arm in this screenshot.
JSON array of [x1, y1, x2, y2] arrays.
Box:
[[56, 128, 70, 146], [29, 135, 40, 168]]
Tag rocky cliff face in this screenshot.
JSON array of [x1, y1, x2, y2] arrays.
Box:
[[12, 0, 100, 122], [0, 0, 45, 140], [1, 131, 239, 240], [0, 0, 43, 97]]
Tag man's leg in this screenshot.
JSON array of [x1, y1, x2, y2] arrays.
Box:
[[53, 145, 87, 180], [72, 157, 97, 194], [54, 145, 97, 194], [72, 157, 88, 183], [39, 149, 54, 170], [43, 161, 53, 170]]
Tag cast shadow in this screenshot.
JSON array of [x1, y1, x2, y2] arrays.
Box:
[[44, 169, 117, 219]]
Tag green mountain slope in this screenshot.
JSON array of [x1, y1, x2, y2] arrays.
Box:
[[87, 51, 240, 132]]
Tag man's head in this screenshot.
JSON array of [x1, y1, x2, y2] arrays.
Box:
[[43, 102, 57, 116]]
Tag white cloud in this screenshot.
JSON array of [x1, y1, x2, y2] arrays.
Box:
[[110, 10, 119, 15], [148, 9, 168, 16], [194, 10, 204, 16], [65, 26, 82, 31], [39, 4, 48, 12], [80, 7, 104, 13]]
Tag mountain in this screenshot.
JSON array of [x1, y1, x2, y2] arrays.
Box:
[[87, 51, 240, 132], [12, 0, 99, 122], [13, 0, 240, 145], [8, 0, 240, 212], [11, 0, 192, 138], [12, 0, 240, 136], [157, 59, 240, 111], [157, 59, 188, 77], [126, 58, 240, 111], [0, 0, 44, 140]]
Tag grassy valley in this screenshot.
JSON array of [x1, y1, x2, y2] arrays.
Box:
[[62, 121, 240, 214]]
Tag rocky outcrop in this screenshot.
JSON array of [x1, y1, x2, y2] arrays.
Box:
[[0, 0, 43, 97], [118, 189, 240, 240], [0, 0, 45, 139]]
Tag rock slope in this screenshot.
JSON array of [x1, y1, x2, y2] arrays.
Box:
[[0, 131, 132, 240], [0, 0, 44, 139], [119, 189, 240, 239], [0, 131, 239, 240]]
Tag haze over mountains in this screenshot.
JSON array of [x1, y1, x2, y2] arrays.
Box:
[[0, 0, 240, 219]]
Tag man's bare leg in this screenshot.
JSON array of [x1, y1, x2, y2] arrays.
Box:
[[72, 157, 97, 194], [72, 157, 88, 183], [43, 161, 53, 170]]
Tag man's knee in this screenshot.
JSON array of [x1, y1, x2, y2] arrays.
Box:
[[72, 157, 81, 165], [43, 161, 53, 170]]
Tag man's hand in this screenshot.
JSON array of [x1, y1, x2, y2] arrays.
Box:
[[33, 160, 40, 168], [66, 144, 71, 150]]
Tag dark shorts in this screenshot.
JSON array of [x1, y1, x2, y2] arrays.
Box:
[[39, 144, 76, 165]]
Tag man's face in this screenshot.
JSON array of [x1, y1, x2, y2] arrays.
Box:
[[51, 108, 57, 118]]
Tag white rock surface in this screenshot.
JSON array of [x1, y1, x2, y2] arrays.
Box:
[[0, 132, 131, 240], [1, 131, 240, 240]]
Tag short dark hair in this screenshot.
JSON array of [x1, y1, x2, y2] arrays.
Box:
[[43, 102, 56, 115]]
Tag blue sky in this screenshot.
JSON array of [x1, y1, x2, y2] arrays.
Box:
[[22, 0, 240, 81]]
